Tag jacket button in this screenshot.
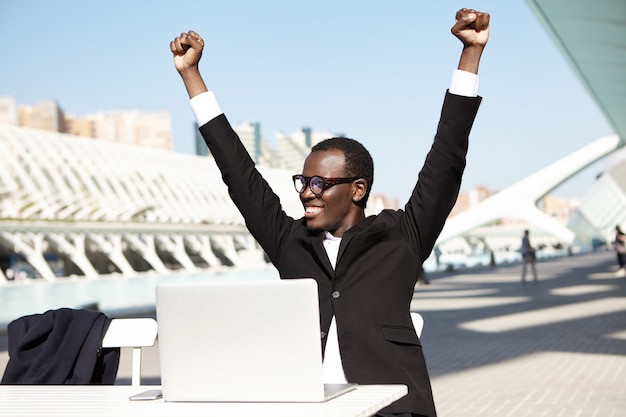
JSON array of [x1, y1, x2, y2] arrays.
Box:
[[321, 331, 327, 339], [332, 290, 341, 299]]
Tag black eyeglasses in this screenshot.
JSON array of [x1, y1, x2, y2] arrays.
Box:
[[292, 174, 360, 197]]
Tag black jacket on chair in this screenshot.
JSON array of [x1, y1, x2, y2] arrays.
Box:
[[1, 308, 120, 384], [200, 91, 481, 416]]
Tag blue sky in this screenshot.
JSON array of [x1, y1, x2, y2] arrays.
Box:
[[0, 1, 614, 202]]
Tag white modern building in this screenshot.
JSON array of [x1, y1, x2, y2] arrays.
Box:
[[0, 123, 301, 282]]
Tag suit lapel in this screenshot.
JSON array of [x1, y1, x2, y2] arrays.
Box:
[[311, 233, 334, 278], [336, 219, 371, 267], [311, 217, 376, 278]]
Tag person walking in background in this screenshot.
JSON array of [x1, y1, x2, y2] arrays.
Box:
[[614, 225, 626, 276], [521, 229, 538, 282]]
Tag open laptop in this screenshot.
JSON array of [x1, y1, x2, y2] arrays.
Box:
[[155, 278, 356, 402]]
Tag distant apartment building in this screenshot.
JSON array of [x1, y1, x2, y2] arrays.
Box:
[[18, 99, 65, 133], [194, 124, 208, 157], [0, 96, 173, 151], [540, 194, 579, 222], [367, 194, 400, 216], [0, 97, 18, 125], [276, 127, 341, 172], [449, 185, 493, 218], [194, 121, 280, 167], [194, 122, 343, 173], [234, 121, 280, 168], [66, 110, 173, 150]]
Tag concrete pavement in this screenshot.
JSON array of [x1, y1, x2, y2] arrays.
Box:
[[1, 250, 624, 416], [418, 250, 626, 417]]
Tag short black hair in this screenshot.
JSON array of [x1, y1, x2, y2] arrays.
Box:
[[311, 137, 374, 206]]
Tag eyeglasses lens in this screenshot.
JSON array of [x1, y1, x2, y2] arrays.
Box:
[[309, 176, 324, 195], [294, 176, 306, 193], [294, 175, 325, 196]]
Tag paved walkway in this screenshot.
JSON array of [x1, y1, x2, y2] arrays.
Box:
[[419, 250, 626, 417], [1, 251, 625, 416]]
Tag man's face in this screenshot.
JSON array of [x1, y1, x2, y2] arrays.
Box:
[[299, 150, 357, 237]]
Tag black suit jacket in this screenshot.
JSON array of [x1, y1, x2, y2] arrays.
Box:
[[1, 308, 120, 385], [200, 91, 481, 416]]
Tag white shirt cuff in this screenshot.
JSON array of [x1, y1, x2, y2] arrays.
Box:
[[190, 71, 476, 126], [449, 69, 479, 97], [189, 91, 223, 127]]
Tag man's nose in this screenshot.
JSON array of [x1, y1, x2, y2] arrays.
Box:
[[300, 185, 317, 199]]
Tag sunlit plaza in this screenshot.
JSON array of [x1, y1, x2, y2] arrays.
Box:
[[1, 1, 625, 415]]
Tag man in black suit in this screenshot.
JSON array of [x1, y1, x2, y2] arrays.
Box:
[[170, 8, 489, 416]]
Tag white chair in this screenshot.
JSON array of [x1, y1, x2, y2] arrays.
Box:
[[410, 312, 424, 337], [101, 318, 158, 386]]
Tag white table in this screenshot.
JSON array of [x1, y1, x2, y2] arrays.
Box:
[[0, 384, 407, 417]]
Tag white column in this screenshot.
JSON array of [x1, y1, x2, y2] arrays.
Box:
[[124, 234, 168, 274], [47, 233, 99, 279], [0, 232, 56, 281], [186, 235, 222, 268], [155, 234, 196, 271], [88, 233, 136, 276]]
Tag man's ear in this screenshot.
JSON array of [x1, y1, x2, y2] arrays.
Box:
[[352, 179, 367, 203]]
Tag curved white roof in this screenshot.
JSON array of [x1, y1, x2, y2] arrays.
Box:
[[0, 123, 302, 225]]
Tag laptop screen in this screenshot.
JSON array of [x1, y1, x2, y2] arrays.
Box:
[[156, 278, 331, 402]]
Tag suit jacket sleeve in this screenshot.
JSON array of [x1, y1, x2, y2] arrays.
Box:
[[199, 115, 294, 264], [400, 91, 482, 262]]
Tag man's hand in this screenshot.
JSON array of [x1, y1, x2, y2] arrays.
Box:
[[170, 30, 208, 99], [452, 8, 490, 47], [451, 8, 490, 74], [171, 31, 205, 74]]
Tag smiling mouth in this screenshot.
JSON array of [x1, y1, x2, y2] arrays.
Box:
[[305, 206, 323, 217]]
